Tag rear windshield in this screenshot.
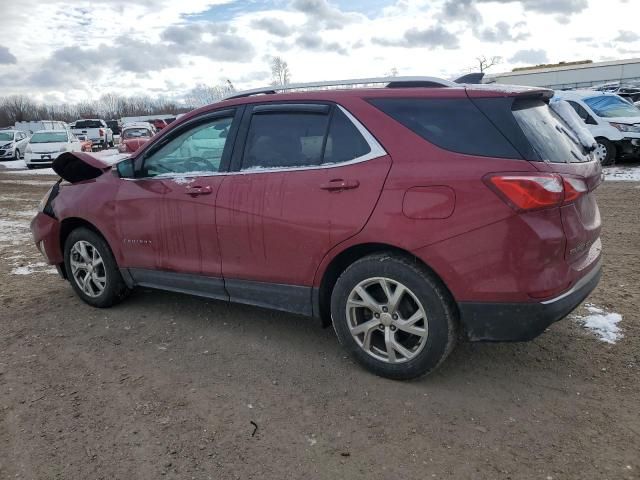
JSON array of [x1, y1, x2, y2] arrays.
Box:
[[123, 128, 152, 139], [512, 99, 590, 163], [74, 120, 103, 128], [584, 95, 640, 118], [30, 132, 68, 143]]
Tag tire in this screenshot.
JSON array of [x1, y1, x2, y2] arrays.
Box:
[[63, 227, 130, 308], [27, 164, 35, 169], [331, 253, 457, 380], [594, 138, 616, 166], [14, 149, 20, 160]]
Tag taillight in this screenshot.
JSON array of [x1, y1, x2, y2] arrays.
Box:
[[485, 174, 563, 211], [485, 173, 588, 211], [562, 177, 588, 203]]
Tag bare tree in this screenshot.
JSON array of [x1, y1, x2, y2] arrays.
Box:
[[476, 55, 501, 73], [385, 67, 399, 77], [270, 56, 291, 87], [184, 81, 235, 108]]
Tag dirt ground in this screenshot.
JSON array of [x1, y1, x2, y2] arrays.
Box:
[[0, 168, 638, 480]]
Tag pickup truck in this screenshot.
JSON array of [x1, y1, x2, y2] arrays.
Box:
[[70, 119, 113, 150]]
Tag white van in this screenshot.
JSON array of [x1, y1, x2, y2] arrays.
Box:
[[553, 90, 640, 165], [14, 120, 67, 135]]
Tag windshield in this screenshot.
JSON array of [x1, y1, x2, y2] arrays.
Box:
[[584, 95, 640, 118], [74, 120, 103, 128], [513, 99, 590, 163], [0, 132, 14, 141], [123, 128, 151, 139], [29, 132, 68, 143]]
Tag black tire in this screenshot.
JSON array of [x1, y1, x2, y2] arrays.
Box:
[[331, 253, 457, 380], [27, 164, 35, 169], [595, 138, 616, 166], [63, 227, 130, 308], [14, 149, 20, 160]]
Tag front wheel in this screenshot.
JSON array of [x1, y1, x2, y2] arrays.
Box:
[[331, 254, 457, 380], [14, 149, 20, 160], [594, 138, 616, 166], [64, 227, 130, 308]]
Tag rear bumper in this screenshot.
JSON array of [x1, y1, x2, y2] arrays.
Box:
[[458, 259, 602, 342]]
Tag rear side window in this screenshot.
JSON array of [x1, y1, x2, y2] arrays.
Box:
[[512, 99, 590, 163], [241, 107, 372, 170], [368, 98, 521, 158]]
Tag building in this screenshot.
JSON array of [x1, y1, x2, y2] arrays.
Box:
[[485, 58, 640, 90]]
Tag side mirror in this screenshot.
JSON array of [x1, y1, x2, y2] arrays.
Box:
[[117, 158, 135, 178]]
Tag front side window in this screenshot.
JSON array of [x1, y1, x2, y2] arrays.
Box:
[[142, 116, 232, 177], [584, 95, 640, 118]]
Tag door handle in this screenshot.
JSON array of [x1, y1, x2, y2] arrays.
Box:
[[184, 185, 213, 196], [320, 179, 360, 191]]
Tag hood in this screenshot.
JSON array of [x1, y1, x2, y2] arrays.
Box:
[[52, 152, 116, 183], [603, 116, 640, 125], [29, 142, 65, 152]]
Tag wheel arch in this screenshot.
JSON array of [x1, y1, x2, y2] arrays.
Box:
[[59, 217, 117, 277], [314, 242, 456, 327]]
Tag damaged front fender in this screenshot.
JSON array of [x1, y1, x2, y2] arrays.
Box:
[[52, 152, 124, 183]]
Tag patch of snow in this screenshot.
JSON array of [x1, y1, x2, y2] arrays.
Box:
[[10, 261, 57, 275], [603, 165, 640, 182], [0, 179, 56, 186], [549, 99, 597, 150], [9, 168, 57, 176], [0, 159, 27, 170], [573, 304, 623, 344], [0, 218, 31, 244]]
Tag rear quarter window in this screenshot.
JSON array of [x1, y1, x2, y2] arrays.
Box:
[[368, 98, 521, 159]]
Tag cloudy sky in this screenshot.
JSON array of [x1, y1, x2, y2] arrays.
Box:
[[0, 0, 638, 104]]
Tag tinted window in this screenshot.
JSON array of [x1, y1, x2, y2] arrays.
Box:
[[0, 132, 13, 141], [323, 109, 370, 164], [369, 98, 520, 158], [74, 120, 103, 128], [242, 112, 329, 170], [512, 99, 590, 163], [143, 116, 232, 177], [567, 101, 591, 122], [29, 132, 68, 143]]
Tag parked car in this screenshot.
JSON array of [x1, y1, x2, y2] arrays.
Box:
[[118, 123, 154, 153], [151, 119, 168, 130], [75, 134, 93, 152], [0, 129, 30, 160], [106, 120, 121, 136], [24, 129, 82, 168], [70, 119, 113, 150], [32, 78, 602, 379], [554, 90, 640, 165], [14, 120, 67, 135]]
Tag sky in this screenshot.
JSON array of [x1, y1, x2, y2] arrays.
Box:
[[0, 0, 638, 104]]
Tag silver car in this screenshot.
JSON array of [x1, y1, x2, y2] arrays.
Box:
[[0, 129, 30, 160]]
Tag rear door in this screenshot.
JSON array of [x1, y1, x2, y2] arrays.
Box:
[[216, 103, 391, 304]]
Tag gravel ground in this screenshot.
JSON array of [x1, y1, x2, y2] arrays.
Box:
[[0, 167, 638, 480]]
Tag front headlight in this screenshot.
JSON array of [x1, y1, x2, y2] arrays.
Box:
[[610, 122, 640, 133]]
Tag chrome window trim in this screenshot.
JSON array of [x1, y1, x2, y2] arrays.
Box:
[[128, 104, 387, 181]]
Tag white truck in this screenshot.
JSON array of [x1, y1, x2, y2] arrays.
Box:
[[70, 119, 114, 150]]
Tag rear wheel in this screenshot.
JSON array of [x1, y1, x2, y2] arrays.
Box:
[[594, 138, 615, 166], [64, 227, 130, 308], [331, 253, 457, 380]]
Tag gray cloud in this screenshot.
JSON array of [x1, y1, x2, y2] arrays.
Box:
[[614, 30, 640, 42], [373, 26, 459, 49], [509, 49, 549, 64], [574, 36, 593, 43], [440, 0, 482, 25], [159, 24, 255, 62], [291, 0, 360, 29], [295, 33, 348, 55], [478, 0, 588, 15], [251, 17, 293, 37], [0, 45, 17, 64], [477, 21, 529, 42]]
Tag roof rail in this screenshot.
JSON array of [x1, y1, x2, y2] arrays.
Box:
[[223, 76, 457, 100]]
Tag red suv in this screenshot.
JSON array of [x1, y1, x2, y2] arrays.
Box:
[[31, 78, 602, 379]]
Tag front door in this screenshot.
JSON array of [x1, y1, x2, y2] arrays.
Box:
[[116, 109, 241, 289]]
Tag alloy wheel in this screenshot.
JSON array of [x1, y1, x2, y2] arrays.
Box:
[[70, 240, 107, 298], [346, 277, 428, 363]]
